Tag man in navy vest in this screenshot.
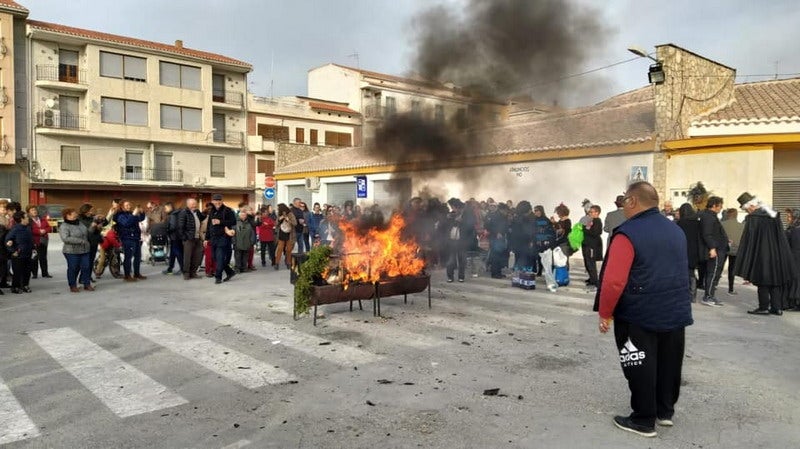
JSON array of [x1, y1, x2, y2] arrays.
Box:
[[594, 181, 693, 438]]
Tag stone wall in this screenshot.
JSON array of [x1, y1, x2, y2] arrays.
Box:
[[276, 142, 340, 169], [652, 44, 736, 198]]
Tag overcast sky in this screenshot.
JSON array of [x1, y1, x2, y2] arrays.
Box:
[[21, 0, 800, 107]]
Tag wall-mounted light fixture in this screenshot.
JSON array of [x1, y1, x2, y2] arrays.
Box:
[[628, 46, 665, 85]]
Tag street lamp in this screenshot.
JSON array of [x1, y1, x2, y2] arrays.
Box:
[[628, 46, 665, 85]]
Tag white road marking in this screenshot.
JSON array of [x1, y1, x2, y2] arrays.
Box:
[[0, 374, 40, 445], [193, 309, 383, 366], [28, 327, 187, 418], [220, 439, 251, 449], [116, 318, 295, 388]]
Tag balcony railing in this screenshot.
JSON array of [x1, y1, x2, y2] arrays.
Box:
[[212, 130, 244, 145], [36, 111, 87, 130], [119, 167, 183, 183], [364, 105, 396, 119], [212, 90, 243, 106], [36, 64, 88, 85]]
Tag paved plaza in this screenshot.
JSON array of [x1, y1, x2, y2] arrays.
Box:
[[1, 236, 799, 449]]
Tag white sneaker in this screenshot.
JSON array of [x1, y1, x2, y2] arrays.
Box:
[[548, 285, 557, 293], [656, 418, 674, 427]]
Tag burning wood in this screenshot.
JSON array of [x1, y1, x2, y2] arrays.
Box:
[[326, 213, 426, 286]]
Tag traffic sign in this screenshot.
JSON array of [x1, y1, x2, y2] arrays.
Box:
[[265, 176, 276, 188], [264, 188, 275, 200], [356, 175, 367, 199]]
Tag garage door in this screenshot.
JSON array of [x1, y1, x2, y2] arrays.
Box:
[[326, 182, 356, 209], [373, 178, 412, 210], [773, 179, 800, 222], [286, 185, 311, 206]]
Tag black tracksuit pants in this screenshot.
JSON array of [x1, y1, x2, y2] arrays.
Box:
[[614, 319, 686, 428]]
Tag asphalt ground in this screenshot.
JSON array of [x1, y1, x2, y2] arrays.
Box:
[[1, 236, 798, 449]]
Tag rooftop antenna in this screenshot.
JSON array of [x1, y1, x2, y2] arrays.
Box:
[[774, 60, 780, 80], [269, 51, 275, 99], [347, 52, 359, 68]]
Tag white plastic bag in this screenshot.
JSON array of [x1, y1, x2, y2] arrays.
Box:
[[552, 246, 568, 268]]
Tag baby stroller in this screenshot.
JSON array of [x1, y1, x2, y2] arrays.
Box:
[[148, 222, 169, 265]]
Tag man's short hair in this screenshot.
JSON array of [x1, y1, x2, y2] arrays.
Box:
[[590, 205, 602, 214], [626, 181, 659, 208]]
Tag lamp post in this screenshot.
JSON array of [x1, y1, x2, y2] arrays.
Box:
[[628, 46, 665, 85]]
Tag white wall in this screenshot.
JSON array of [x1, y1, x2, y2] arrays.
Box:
[[667, 149, 773, 209], [307, 65, 362, 111]]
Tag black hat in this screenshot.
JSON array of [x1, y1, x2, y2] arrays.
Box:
[[211, 193, 223, 201], [614, 195, 625, 207], [737, 192, 756, 208]]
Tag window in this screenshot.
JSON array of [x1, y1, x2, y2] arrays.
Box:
[[59, 96, 80, 129], [411, 100, 421, 117], [154, 152, 173, 181], [324, 131, 352, 147], [310, 129, 318, 145], [210, 156, 225, 178], [160, 61, 201, 90], [59, 50, 79, 83], [125, 151, 143, 180], [160, 104, 201, 131], [212, 74, 225, 101], [435, 104, 445, 124], [385, 97, 396, 116], [101, 97, 148, 126], [100, 51, 146, 82], [257, 124, 289, 141], [295, 128, 304, 144], [60, 145, 81, 171], [212, 113, 226, 142]]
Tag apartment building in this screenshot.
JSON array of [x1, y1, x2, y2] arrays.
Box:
[[26, 20, 252, 208], [307, 63, 505, 145], [246, 94, 360, 205], [0, 0, 27, 200]]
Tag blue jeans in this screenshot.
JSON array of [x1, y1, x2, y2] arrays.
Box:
[[213, 244, 234, 280], [122, 240, 142, 277], [167, 239, 184, 271], [64, 252, 91, 287], [295, 231, 307, 253]]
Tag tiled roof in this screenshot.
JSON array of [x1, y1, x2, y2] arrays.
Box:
[[0, 0, 28, 14], [276, 91, 655, 175], [27, 20, 252, 70], [694, 77, 800, 124], [327, 63, 451, 91], [308, 101, 360, 115]]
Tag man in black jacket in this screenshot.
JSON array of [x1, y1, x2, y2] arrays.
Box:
[[698, 196, 728, 306], [177, 198, 205, 279], [206, 194, 236, 284]]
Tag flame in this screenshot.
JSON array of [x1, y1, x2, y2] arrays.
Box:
[[333, 213, 425, 285]]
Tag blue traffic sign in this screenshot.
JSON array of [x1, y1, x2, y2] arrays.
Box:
[[264, 188, 275, 200], [356, 175, 367, 199]]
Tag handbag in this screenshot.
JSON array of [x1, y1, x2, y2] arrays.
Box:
[[279, 219, 293, 234]]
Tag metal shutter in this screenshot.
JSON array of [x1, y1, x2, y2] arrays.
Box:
[[373, 178, 412, 210], [286, 185, 311, 206], [326, 182, 356, 208], [772, 179, 800, 222]]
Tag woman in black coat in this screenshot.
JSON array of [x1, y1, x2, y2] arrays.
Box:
[[677, 203, 702, 302], [784, 208, 800, 311]]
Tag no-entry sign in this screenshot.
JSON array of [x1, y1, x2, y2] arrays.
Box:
[[265, 176, 276, 188]]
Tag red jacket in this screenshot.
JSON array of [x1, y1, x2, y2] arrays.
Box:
[[100, 228, 122, 250], [257, 214, 275, 242], [30, 216, 50, 245]]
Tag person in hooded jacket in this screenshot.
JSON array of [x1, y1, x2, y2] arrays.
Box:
[[676, 203, 702, 302]]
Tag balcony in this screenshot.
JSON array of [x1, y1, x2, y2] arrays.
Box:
[[212, 90, 244, 110], [35, 65, 88, 92], [212, 130, 244, 146], [36, 111, 87, 130], [119, 167, 184, 183], [364, 105, 397, 121]]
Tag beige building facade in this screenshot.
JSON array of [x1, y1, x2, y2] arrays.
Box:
[[26, 20, 251, 208], [0, 0, 27, 200]]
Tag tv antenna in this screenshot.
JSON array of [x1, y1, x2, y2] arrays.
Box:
[[347, 52, 359, 68]]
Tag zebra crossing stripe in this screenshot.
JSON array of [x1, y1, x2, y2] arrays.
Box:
[[116, 318, 295, 388], [28, 327, 188, 418], [193, 309, 383, 366], [0, 374, 40, 445]]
